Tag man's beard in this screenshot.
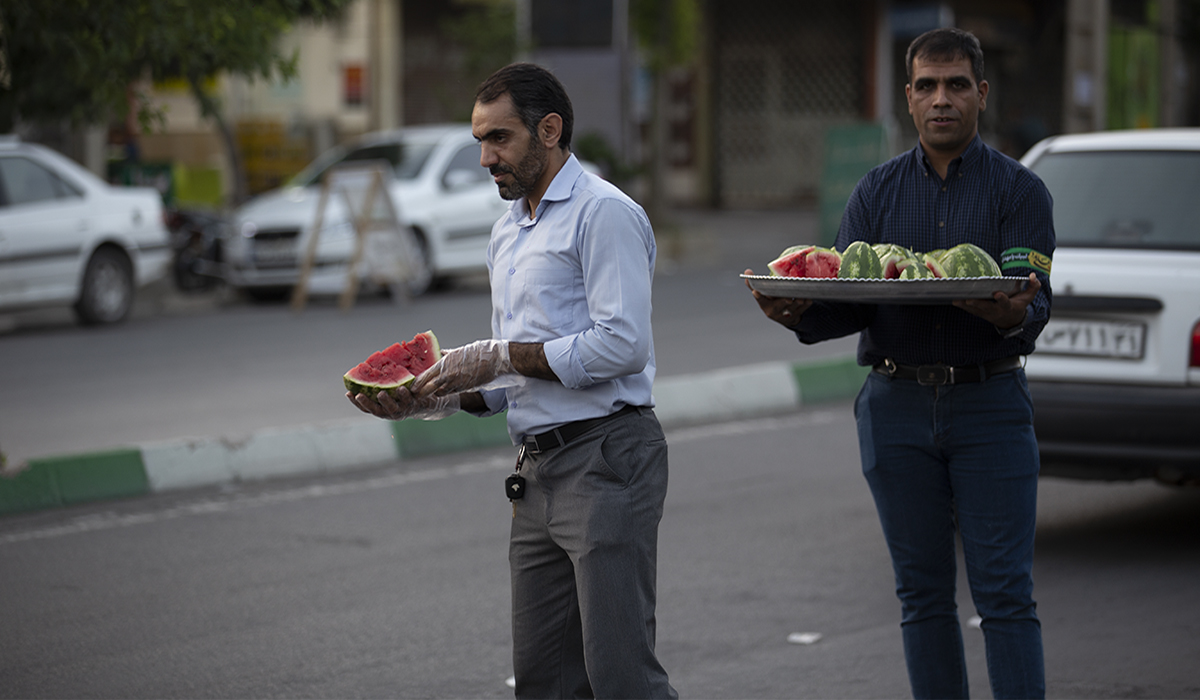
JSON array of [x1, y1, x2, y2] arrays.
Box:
[[491, 139, 547, 201]]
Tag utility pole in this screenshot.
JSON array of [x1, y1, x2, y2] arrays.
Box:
[[1064, 0, 1109, 133]]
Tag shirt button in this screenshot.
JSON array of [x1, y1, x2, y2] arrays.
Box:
[[939, 221, 945, 227], [506, 312, 513, 320], [941, 187, 947, 192], [508, 268, 516, 275]]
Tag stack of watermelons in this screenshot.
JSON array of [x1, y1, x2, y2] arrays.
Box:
[[767, 242, 1002, 280]]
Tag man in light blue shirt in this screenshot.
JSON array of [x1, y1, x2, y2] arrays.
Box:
[[349, 63, 675, 699]]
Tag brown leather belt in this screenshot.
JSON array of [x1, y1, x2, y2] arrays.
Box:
[[872, 356, 1022, 386], [522, 404, 641, 453]]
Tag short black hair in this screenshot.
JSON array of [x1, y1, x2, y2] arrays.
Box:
[[905, 27, 985, 85], [475, 63, 574, 151]]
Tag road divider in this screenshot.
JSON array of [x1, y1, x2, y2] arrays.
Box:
[[0, 355, 867, 516]]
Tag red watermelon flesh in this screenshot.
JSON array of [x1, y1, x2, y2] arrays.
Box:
[[767, 245, 815, 277], [344, 330, 442, 399], [804, 249, 841, 278]]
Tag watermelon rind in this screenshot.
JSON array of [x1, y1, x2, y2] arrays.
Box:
[[837, 241, 884, 279], [939, 243, 1002, 278], [343, 330, 442, 400], [898, 259, 934, 279]]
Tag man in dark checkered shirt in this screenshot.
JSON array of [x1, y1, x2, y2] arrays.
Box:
[[748, 28, 1053, 700]]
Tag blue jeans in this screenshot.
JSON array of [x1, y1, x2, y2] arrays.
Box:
[[855, 369, 1045, 700]]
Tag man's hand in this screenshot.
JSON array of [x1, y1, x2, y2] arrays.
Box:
[[745, 268, 812, 328], [347, 387, 460, 421], [953, 273, 1041, 329], [411, 339, 520, 398]]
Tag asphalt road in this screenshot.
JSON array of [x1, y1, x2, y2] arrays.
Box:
[[2, 403, 1198, 699], [0, 207, 857, 466]]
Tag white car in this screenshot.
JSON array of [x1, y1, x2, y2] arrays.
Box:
[[223, 124, 509, 299], [0, 137, 171, 324], [1020, 129, 1200, 484]]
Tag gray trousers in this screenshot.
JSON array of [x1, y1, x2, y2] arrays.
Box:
[[510, 406, 677, 700]]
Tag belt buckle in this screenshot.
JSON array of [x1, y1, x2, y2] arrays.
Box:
[[916, 364, 952, 385]]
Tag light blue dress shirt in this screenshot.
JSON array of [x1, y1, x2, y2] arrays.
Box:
[[478, 154, 657, 443]]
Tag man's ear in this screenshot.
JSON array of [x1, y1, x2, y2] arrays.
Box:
[[539, 113, 563, 149]]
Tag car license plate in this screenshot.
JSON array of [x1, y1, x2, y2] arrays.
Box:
[[1037, 318, 1146, 359], [252, 239, 297, 268]]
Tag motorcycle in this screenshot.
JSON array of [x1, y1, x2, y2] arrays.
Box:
[[166, 208, 227, 293]]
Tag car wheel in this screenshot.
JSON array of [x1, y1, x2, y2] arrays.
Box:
[[75, 247, 134, 325], [400, 228, 434, 296]]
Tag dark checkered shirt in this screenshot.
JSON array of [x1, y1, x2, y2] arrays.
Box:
[[795, 135, 1055, 367]]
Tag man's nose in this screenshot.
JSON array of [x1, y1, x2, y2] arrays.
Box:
[[479, 145, 497, 168], [932, 84, 951, 106]]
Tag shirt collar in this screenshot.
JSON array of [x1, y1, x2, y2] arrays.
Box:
[[912, 133, 984, 178], [508, 153, 584, 225]]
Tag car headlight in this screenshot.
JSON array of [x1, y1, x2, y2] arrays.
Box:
[[241, 221, 258, 238]]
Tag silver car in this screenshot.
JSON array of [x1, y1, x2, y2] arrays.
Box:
[[0, 137, 171, 325], [1020, 128, 1200, 484], [222, 124, 507, 299]]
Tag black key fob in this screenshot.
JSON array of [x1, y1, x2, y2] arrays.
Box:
[[505, 474, 526, 500]]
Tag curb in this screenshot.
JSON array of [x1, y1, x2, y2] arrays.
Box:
[[0, 355, 867, 516]]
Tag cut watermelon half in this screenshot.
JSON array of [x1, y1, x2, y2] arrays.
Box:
[[344, 331, 442, 400]]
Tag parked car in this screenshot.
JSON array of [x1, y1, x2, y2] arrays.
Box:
[[0, 136, 171, 325], [1020, 128, 1200, 484], [223, 124, 507, 299]]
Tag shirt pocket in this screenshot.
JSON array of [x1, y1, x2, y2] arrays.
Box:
[[522, 268, 581, 333]]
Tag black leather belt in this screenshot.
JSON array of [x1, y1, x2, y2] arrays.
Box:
[[873, 356, 1022, 385], [522, 404, 640, 453]]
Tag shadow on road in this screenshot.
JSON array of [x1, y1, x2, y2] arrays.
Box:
[[1035, 481, 1200, 560]]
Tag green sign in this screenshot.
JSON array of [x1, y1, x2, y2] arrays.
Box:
[[819, 123, 889, 247]]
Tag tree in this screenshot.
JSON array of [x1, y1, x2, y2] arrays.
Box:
[[630, 0, 698, 223], [0, 0, 351, 204]]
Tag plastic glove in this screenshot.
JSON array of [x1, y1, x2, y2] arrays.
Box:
[[411, 339, 523, 398], [348, 387, 460, 421]]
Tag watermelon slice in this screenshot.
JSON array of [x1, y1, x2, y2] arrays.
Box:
[[767, 245, 841, 278], [767, 245, 816, 277], [344, 331, 442, 399]]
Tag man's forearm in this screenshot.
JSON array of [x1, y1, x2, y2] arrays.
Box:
[[509, 341, 559, 381], [458, 391, 488, 413]]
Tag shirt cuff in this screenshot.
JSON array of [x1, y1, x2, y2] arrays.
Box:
[[543, 336, 588, 389], [996, 307, 1031, 339]]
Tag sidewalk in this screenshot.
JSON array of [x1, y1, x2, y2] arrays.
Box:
[[1, 207, 866, 515]]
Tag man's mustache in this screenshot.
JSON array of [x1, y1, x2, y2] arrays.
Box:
[[490, 165, 515, 177]]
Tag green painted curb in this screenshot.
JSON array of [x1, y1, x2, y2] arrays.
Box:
[[0, 448, 149, 515], [391, 412, 512, 459], [1, 356, 870, 518], [790, 355, 869, 404]]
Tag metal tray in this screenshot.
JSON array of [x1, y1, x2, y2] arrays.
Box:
[[741, 274, 1027, 305]]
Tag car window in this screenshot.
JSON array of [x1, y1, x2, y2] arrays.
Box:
[[0, 156, 82, 207], [440, 143, 489, 188], [289, 141, 436, 187], [1029, 150, 1200, 251]]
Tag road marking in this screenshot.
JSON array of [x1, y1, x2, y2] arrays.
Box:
[[0, 410, 844, 545]]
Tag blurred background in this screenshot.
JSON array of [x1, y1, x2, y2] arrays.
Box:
[[5, 0, 1199, 222]]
